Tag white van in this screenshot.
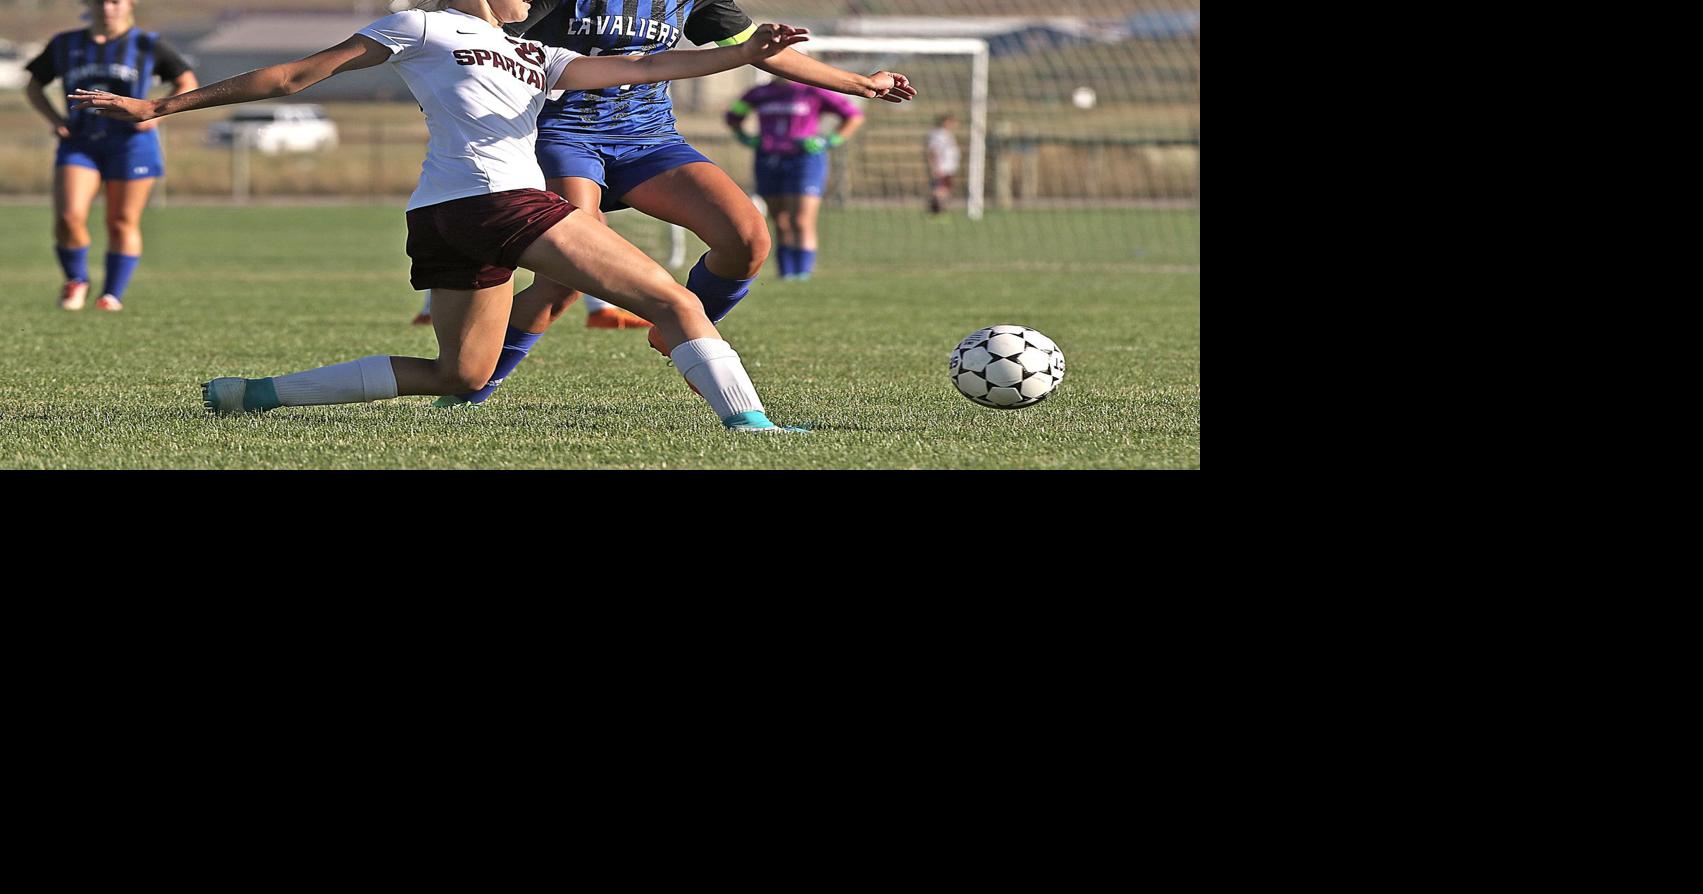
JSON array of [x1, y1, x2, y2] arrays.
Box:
[[206, 104, 340, 154]]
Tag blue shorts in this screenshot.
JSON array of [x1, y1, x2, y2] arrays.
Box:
[[534, 135, 711, 213], [56, 131, 164, 181], [755, 151, 828, 198]]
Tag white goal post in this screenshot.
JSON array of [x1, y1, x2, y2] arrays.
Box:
[[804, 36, 990, 221]]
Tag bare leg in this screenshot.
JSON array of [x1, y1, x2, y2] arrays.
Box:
[[204, 280, 516, 414], [104, 177, 154, 256], [389, 281, 516, 395], [795, 195, 822, 252], [516, 211, 718, 352], [515, 212, 796, 428], [54, 165, 101, 251], [768, 194, 799, 251], [510, 176, 603, 333], [620, 162, 770, 280]]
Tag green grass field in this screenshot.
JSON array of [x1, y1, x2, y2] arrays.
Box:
[[0, 201, 1199, 469]]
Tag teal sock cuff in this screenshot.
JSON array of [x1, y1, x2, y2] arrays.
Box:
[[245, 378, 281, 412]]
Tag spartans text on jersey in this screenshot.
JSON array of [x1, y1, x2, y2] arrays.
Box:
[[452, 43, 551, 89]]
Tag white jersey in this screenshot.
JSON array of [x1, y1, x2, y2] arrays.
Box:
[[358, 8, 579, 211], [926, 128, 960, 175]]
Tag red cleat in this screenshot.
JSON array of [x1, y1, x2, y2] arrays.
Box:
[[59, 281, 88, 311], [411, 312, 432, 326]]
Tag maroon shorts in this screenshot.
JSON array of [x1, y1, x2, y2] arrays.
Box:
[[405, 188, 576, 291]]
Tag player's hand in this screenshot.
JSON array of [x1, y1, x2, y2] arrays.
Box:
[[798, 133, 846, 154], [744, 24, 810, 61], [53, 122, 72, 139], [738, 132, 761, 149], [134, 119, 160, 132], [68, 89, 157, 124], [866, 71, 916, 103]]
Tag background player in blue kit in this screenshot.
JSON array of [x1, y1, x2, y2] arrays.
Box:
[[25, 0, 197, 312], [437, 0, 916, 406]]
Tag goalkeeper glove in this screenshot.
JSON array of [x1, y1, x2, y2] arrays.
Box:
[[799, 134, 845, 155]]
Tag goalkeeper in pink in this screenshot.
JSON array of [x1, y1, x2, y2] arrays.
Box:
[[727, 78, 863, 281]]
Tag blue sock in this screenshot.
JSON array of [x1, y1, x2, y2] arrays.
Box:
[[56, 246, 90, 283], [686, 254, 756, 323], [776, 246, 796, 277], [103, 253, 141, 301], [797, 249, 817, 277], [459, 327, 544, 404]]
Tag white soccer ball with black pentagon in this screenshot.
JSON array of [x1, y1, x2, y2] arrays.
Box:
[[948, 325, 1066, 409]]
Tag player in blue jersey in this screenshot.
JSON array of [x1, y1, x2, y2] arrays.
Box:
[[434, 0, 915, 406], [25, 0, 197, 312]]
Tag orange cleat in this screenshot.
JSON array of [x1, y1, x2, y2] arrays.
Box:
[[59, 281, 88, 311], [587, 306, 654, 329], [411, 312, 432, 326], [95, 295, 123, 312]]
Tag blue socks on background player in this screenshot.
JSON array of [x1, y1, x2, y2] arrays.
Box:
[[54, 249, 141, 302], [776, 247, 816, 280], [687, 253, 755, 322], [457, 326, 544, 404], [56, 246, 89, 283], [104, 253, 141, 302]]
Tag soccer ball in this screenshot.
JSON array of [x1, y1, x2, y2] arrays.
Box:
[[949, 325, 1066, 409]]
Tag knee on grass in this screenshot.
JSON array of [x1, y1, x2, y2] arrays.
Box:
[[439, 361, 498, 394]]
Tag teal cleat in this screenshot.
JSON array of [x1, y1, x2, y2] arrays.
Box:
[[202, 377, 280, 415], [723, 411, 810, 434]]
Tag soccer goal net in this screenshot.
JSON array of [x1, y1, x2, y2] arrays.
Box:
[[656, 0, 1200, 275]]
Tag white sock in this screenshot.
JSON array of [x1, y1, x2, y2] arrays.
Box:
[[584, 295, 611, 312], [669, 338, 764, 421], [419, 293, 432, 314], [272, 355, 399, 407]]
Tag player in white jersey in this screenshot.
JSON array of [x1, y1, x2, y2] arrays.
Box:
[[71, 0, 812, 433], [925, 114, 960, 215]]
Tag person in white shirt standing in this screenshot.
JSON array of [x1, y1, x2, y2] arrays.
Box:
[[925, 114, 960, 216], [69, 0, 811, 433]]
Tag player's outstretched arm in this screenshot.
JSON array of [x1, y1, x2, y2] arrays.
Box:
[[135, 68, 200, 133], [69, 35, 390, 123], [558, 23, 809, 91], [756, 50, 917, 103]]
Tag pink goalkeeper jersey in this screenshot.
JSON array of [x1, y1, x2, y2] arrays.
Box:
[[737, 81, 861, 155]]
